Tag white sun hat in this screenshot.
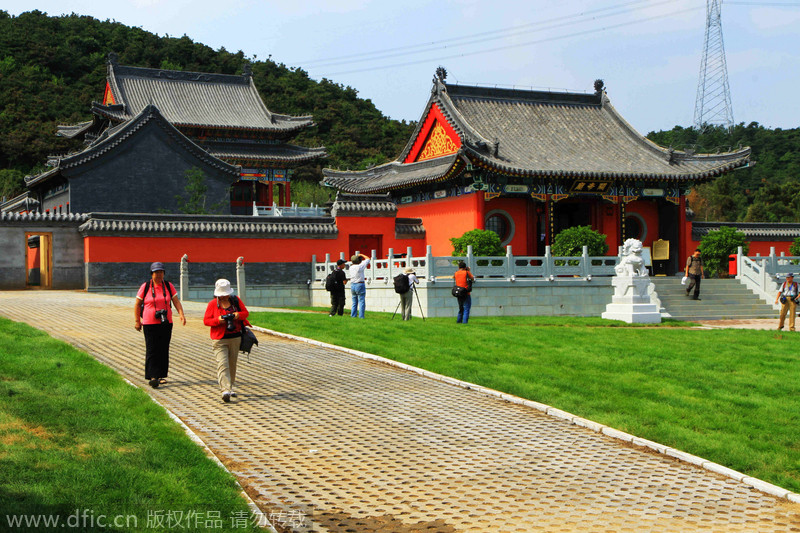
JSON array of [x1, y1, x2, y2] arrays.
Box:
[[213, 279, 234, 297]]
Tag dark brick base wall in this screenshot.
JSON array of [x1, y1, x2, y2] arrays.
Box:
[[86, 261, 311, 288]]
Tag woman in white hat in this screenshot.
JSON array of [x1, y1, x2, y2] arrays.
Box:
[[202, 279, 251, 403]]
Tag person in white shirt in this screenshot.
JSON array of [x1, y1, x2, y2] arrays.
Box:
[[400, 267, 419, 320], [348, 253, 370, 318]]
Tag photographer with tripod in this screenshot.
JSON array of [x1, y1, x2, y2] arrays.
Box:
[[203, 279, 250, 403]]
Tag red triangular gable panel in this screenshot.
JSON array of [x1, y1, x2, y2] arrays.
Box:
[[103, 82, 116, 105], [403, 103, 461, 163]]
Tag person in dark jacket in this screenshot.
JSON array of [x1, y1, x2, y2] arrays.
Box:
[[329, 259, 348, 316]]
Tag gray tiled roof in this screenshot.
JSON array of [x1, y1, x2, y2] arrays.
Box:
[[104, 61, 313, 133], [78, 212, 337, 238], [693, 222, 800, 241], [323, 155, 459, 194], [0, 211, 88, 223], [26, 105, 240, 188], [56, 121, 93, 139], [322, 77, 751, 193], [330, 193, 398, 217], [395, 218, 426, 238], [203, 141, 327, 164]]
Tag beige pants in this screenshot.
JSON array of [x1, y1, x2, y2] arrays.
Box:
[[212, 337, 241, 392], [779, 300, 797, 331]]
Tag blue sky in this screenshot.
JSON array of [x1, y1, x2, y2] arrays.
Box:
[[5, 1, 800, 135]]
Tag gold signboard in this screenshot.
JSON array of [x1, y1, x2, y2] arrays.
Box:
[[653, 239, 669, 261]]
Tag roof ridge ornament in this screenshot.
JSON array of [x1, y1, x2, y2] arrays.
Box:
[[432, 66, 447, 95], [243, 63, 252, 77], [108, 52, 119, 67]]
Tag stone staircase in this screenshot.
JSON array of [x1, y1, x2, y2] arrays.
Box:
[[649, 277, 777, 321]]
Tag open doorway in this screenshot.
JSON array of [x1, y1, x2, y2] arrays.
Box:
[[26, 232, 52, 289]]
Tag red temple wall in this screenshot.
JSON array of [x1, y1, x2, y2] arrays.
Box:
[[397, 194, 481, 255], [484, 197, 534, 254], [625, 199, 660, 251]]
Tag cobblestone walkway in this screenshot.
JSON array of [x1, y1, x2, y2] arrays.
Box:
[[2, 291, 799, 532]]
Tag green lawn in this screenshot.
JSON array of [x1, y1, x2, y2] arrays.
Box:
[[0, 318, 261, 532], [249, 311, 800, 494]]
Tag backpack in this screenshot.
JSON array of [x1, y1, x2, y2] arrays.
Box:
[[325, 271, 337, 292], [140, 279, 174, 312], [393, 273, 410, 294]]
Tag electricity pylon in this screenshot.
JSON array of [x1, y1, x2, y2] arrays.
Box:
[[694, 0, 734, 131]]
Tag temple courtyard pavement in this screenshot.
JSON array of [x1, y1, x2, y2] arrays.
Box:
[[1, 290, 798, 532]]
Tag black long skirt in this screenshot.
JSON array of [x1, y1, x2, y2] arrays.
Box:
[[143, 322, 173, 380]]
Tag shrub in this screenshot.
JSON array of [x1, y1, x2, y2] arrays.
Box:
[[789, 237, 800, 258], [551, 226, 609, 264], [699, 226, 749, 278], [450, 229, 504, 257]]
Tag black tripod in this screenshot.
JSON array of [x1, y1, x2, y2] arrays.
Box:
[[391, 291, 425, 321]]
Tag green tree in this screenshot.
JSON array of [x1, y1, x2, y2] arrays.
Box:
[[699, 226, 749, 278], [450, 229, 504, 257], [789, 237, 800, 259], [0, 169, 25, 201], [551, 226, 609, 258], [175, 167, 224, 214]]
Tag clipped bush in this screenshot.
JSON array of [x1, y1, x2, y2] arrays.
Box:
[[699, 226, 749, 278], [551, 226, 609, 265], [450, 229, 504, 257]]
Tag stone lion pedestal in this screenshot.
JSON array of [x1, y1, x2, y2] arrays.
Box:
[[602, 239, 662, 324]]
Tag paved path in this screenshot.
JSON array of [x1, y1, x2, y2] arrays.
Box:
[[1, 291, 799, 532]]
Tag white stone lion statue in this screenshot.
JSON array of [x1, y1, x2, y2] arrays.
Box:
[[615, 238, 648, 277]]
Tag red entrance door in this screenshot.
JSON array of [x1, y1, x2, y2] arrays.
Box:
[[349, 235, 383, 258]]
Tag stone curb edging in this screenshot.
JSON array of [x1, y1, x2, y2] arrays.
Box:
[[122, 377, 278, 533], [251, 326, 800, 505]]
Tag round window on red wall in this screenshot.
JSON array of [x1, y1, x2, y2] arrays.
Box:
[[624, 214, 647, 242], [485, 210, 515, 246]]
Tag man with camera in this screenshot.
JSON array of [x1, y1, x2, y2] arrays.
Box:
[[134, 262, 186, 389], [775, 272, 799, 331]]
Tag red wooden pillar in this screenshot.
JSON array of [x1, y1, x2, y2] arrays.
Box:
[[285, 182, 291, 205], [474, 191, 486, 230], [267, 182, 274, 206]]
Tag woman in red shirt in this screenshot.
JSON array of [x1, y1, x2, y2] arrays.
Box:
[[203, 279, 250, 403], [454, 261, 475, 324], [134, 261, 186, 389]]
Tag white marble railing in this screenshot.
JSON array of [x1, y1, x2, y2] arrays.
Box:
[[253, 202, 326, 217], [736, 246, 798, 307], [312, 245, 621, 287]]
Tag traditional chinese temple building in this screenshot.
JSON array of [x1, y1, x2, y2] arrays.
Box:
[[323, 71, 751, 273], [23, 53, 326, 216]]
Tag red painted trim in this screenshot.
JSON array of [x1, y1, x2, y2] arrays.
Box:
[[103, 82, 115, 105], [404, 103, 462, 163]]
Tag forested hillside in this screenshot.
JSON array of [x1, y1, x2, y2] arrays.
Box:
[[0, 10, 414, 201], [1, 10, 798, 221], [647, 124, 800, 222]]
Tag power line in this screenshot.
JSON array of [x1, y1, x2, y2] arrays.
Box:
[[319, 5, 703, 78], [296, 0, 664, 68]]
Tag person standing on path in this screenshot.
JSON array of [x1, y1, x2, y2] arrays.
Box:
[[454, 261, 475, 324], [684, 249, 704, 300], [134, 262, 186, 389], [348, 253, 370, 319], [399, 267, 419, 321], [329, 259, 348, 316], [203, 279, 250, 403], [775, 272, 799, 331]]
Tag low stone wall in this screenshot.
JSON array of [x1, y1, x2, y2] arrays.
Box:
[[311, 279, 615, 318], [89, 284, 311, 309]]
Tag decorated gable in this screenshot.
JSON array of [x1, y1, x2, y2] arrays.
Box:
[[404, 103, 461, 163]]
